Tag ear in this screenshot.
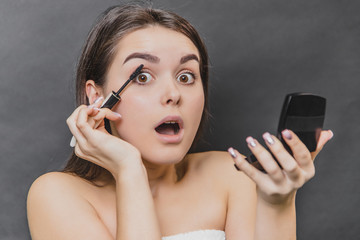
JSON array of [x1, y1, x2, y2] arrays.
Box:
[[85, 80, 103, 105]]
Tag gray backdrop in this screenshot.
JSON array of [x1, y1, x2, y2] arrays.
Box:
[[1, 0, 359, 239]]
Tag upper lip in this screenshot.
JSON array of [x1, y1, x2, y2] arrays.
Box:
[[155, 115, 184, 129]]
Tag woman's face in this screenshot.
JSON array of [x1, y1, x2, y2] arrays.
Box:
[[102, 26, 205, 165]]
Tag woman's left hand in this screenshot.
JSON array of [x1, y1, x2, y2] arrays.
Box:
[[229, 129, 333, 205]]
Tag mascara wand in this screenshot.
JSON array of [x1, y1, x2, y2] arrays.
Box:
[[101, 64, 144, 109], [70, 64, 144, 147]]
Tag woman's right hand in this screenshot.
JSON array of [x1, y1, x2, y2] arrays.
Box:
[[66, 97, 143, 176]]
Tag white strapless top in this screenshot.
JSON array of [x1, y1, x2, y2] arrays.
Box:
[[162, 230, 225, 240]]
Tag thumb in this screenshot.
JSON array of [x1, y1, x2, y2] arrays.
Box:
[[311, 130, 334, 159]]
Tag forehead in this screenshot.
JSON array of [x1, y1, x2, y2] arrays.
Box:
[[115, 25, 199, 61]]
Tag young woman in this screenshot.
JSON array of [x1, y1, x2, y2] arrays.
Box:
[[27, 4, 333, 240]]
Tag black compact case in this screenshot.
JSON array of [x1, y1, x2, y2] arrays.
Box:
[[246, 93, 326, 172]]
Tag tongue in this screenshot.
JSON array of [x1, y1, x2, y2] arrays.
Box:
[[156, 124, 175, 135]]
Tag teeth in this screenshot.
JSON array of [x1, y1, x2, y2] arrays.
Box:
[[164, 121, 177, 124]]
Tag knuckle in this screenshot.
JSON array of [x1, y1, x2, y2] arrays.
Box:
[[270, 144, 283, 155], [235, 160, 246, 172], [267, 166, 280, 176], [297, 150, 311, 160], [292, 177, 306, 189], [284, 162, 298, 173], [257, 151, 270, 161], [76, 121, 86, 130], [247, 168, 257, 179], [74, 146, 83, 158], [307, 166, 316, 179], [291, 139, 302, 148], [265, 187, 279, 197]]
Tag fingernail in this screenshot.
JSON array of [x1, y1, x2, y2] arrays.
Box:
[[282, 129, 292, 140], [228, 147, 237, 158], [113, 112, 122, 117], [263, 132, 275, 145], [328, 130, 334, 140], [94, 96, 103, 104], [246, 136, 257, 147]]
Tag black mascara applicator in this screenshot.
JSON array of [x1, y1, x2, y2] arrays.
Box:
[[70, 64, 144, 147], [101, 64, 144, 109]]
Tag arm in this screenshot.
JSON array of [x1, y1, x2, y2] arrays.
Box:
[[28, 100, 161, 240], [114, 164, 161, 240], [27, 168, 161, 240], [27, 172, 115, 240], [68, 102, 162, 240], [228, 130, 333, 240]]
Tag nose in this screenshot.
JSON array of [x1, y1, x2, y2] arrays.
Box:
[[161, 79, 181, 106]]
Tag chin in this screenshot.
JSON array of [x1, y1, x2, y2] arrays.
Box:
[[139, 144, 190, 166]]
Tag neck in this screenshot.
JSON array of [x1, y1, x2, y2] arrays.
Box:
[[99, 158, 188, 196], [143, 161, 177, 195]]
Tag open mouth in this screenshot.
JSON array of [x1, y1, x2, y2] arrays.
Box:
[[155, 121, 180, 135]]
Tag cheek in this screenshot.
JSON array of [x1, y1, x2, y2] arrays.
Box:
[[189, 90, 205, 118], [111, 94, 152, 141], [184, 90, 205, 135]]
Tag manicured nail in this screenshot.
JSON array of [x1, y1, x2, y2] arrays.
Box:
[[113, 112, 122, 117], [282, 129, 292, 140], [263, 132, 275, 145], [246, 136, 257, 147], [94, 96, 103, 104], [228, 147, 237, 158], [328, 130, 334, 140]]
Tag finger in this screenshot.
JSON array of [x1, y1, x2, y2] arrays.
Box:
[[311, 130, 334, 159], [68, 105, 100, 147], [74, 143, 101, 167], [74, 143, 86, 159], [228, 147, 264, 183], [92, 108, 122, 123], [67, 105, 88, 146], [245, 137, 284, 182], [87, 106, 101, 119], [281, 129, 312, 167], [76, 106, 99, 144], [88, 96, 104, 108], [88, 109, 122, 132], [263, 132, 302, 181]]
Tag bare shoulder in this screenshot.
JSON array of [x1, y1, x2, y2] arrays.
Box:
[[27, 171, 96, 224], [28, 171, 90, 196], [29, 171, 77, 191], [27, 172, 113, 240], [27, 172, 91, 207]]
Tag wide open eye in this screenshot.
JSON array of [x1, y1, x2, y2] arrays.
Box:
[[177, 72, 195, 84], [135, 72, 152, 84]]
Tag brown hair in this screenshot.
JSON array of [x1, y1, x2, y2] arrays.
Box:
[[63, 3, 210, 181]]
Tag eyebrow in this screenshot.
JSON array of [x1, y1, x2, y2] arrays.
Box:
[[123, 52, 199, 65], [180, 54, 199, 64], [123, 53, 160, 65]]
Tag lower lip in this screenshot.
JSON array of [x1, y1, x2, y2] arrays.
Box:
[[155, 128, 184, 144]]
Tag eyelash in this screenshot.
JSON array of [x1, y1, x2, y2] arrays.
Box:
[[133, 69, 198, 85], [134, 69, 153, 85], [178, 71, 197, 84]]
